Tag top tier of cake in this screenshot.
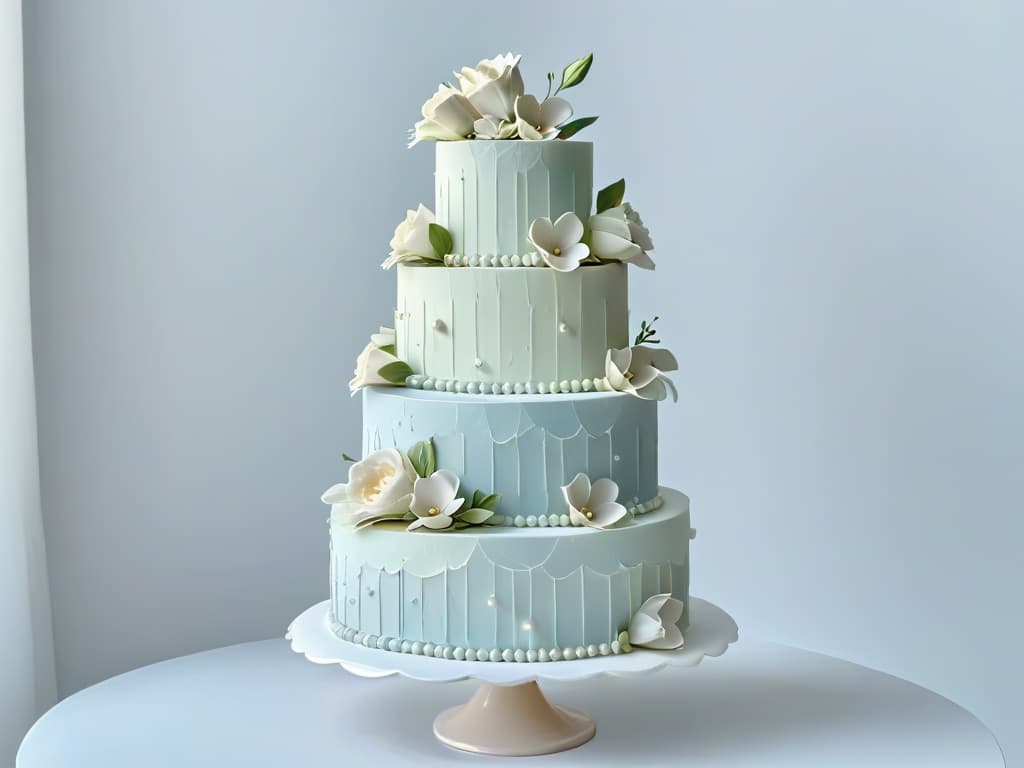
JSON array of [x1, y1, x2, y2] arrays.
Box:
[[435, 141, 592, 258]]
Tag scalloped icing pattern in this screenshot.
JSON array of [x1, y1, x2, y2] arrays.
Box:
[[362, 387, 657, 518], [330, 489, 690, 651]]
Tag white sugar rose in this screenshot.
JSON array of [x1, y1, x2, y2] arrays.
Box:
[[589, 204, 655, 270], [473, 115, 518, 140], [382, 204, 435, 270], [321, 448, 416, 529], [456, 53, 525, 124], [409, 84, 481, 147], [349, 327, 410, 393]]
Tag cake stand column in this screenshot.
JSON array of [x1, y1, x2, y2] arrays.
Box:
[[432, 680, 595, 756]]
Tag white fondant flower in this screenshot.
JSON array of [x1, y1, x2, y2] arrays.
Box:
[[589, 204, 656, 270], [349, 327, 411, 393], [528, 212, 590, 272], [409, 84, 481, 147], [408, 469, 465, 531], [628, 593, 685, 649], [514, 94, 573, 140], [473, 115, 518, 140], [561, 473, 627, 529], [382, 204, 435, 269], [456, 53, 525, 124], [321, 448, 416, 529], [605, 346, 679, 402]]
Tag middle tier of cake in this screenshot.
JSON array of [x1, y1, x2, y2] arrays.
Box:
[[395, 262, 628, 388], [362, 386, 659, 520]]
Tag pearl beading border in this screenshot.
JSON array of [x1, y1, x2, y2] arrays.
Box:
[[405, 374, 615, 397], [442, 252, 548, 268], [488, 495, 664, 528], [330, 618, 632, 663]]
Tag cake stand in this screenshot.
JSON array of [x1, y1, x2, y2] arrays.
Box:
[[287, 597, 737, 757]]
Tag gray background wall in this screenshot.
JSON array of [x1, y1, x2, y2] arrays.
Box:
[[23, 0, 1022, 763]]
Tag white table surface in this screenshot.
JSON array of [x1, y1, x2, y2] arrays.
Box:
[[18, 637, 1003, 767]]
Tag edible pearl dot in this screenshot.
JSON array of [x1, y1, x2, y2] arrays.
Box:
[[563, 647, 576, 660], [435, 645, 446, 659], [577, 646, 588, 659], [454, 647, 466, 660], [489, 648, 501, 663], [613, 455, 621, 462], [502, 648, 514, 663], [476, 649, 488, 662], [548, 513, 560, 526], [526, 515, 537, 527], [521, 620, 533, 632], [549, 648, 562, 661], [377, 636, 389, 650], [538, 649, 549, 662], [559, 514, 571, 527], [514, 649, 526, 663], [611, 640, 621, 654], [401, 641, 412, 654], [599, 643, 611, 656], [527, 649, 538, 663], [388, 639, 401, 653], [486, 595, 497, 608], [423, 643, 435, 657], [473, 357, 483, 368], [510, 254, 522, 267], [538, 515, 549, 527], [431, 319, 444, 332], [410, 597, 418, 604], [366, 588, 375, 596], [558, 322, 568, 333], [514, 515, 526, 527], [411, 642, 423, 655]]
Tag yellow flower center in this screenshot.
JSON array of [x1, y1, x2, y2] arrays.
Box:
[[536, 123, 543, 131], [362, 465, 396, 502], [581, 506, 593, 520], [553, 246, 562, 256], [427, 506, 441, 517], [624, 370, 634, 381]]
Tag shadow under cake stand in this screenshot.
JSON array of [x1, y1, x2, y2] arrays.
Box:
[[287, 597, 737, 756]]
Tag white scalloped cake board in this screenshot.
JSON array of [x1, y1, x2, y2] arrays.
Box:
[[288, 597, 735, 683], [288, 597, 736, 755]]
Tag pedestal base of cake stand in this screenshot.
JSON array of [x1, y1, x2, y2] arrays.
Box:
[[287, 597, 737, 757], [433, 680, 594, 756]]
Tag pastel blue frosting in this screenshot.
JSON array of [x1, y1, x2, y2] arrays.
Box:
[[362, 386, 659, 518]]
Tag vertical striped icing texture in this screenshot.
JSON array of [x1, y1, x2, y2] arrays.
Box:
[[396, 263, 628, 385], [362, 387, 658, 517], [330, 490, 690, 651], [436, 141, 593, 257]]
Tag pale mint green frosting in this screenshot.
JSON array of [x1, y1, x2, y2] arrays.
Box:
[[395, 263, 628, 385], [435, 141, 593, 257], [363, 386, 658, 517], [329, 487, 690, 656]]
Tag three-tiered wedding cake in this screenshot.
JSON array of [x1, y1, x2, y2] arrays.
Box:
[[321, 53, 691, 664]]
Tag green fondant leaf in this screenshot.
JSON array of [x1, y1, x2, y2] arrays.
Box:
[[556, 116, 598, 140], [458, 508, 494, 525], [378, 360, 414, 384], [476, 493, 501, 512], [377, 343, 397, 356], [428, 223, 454, 260], [470, 489, 485, 508], [406, 439, 435, 478], [558, 53, 593, 93], [596, 178, 625, 213]]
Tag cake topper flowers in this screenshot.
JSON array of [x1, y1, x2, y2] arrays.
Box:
[[409, 52, 598, 146], [323, 440, 501, 532], [600, 317, 679, 401]]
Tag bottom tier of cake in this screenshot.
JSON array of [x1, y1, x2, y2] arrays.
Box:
[[328, 487, 692, 662]]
